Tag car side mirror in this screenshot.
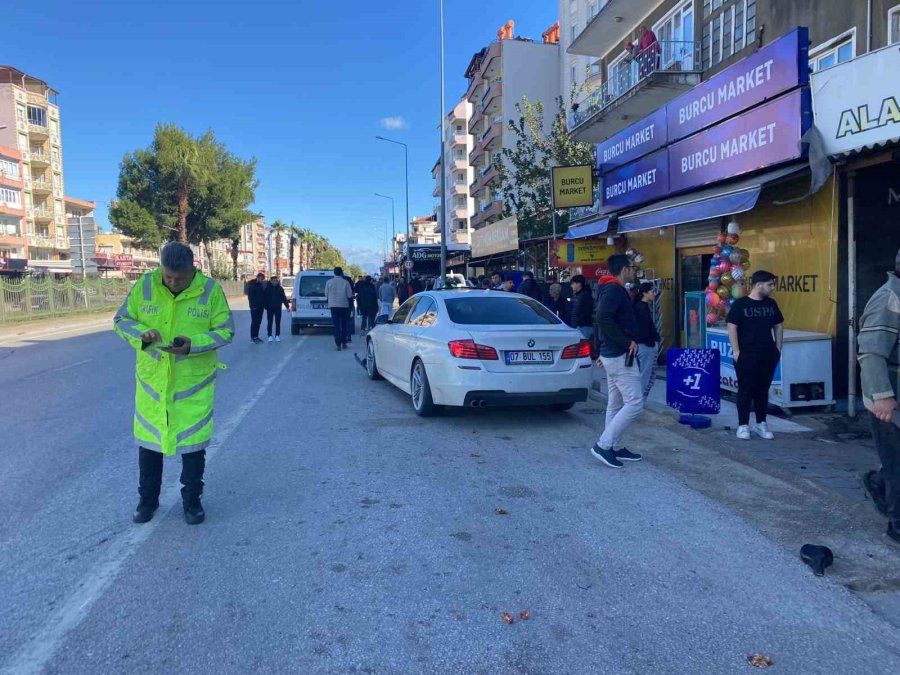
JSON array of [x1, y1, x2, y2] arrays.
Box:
[[375, 315, 391, 325]]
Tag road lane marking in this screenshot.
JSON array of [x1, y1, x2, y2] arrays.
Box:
[[22, 359, 94, 380], [2, 335, 307, 675]]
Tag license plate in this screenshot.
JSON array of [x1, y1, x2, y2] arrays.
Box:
[[505, 350, 553, 365], [311, 303, 326, 310]]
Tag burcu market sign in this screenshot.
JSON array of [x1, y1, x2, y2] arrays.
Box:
[[596, 28, 811, 210], [811, 44, 900, 155]]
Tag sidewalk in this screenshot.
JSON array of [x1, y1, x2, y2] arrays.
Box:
[[583, 364, 900, 628]]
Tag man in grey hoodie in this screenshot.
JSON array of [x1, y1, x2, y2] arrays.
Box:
[[858, 248, 900, 545]]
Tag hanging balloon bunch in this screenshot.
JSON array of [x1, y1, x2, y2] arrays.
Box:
[[625, 246, 646, 282], [705, 224, 751, 325]]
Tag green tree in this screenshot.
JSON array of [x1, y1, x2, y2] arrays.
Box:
[[494, 96, 595, 240], [288, 222, 301, 274], [346, 264, 365, 280], [110, 124, 255, 248], [270, 220, 289, 275]]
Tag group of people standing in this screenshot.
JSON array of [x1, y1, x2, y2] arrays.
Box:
[[246, 272, 290, 343]]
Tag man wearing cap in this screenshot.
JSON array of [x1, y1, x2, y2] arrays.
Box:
[[114, 242, 234, 525]]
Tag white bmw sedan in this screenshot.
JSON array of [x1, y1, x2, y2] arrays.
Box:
[[365, 289, 593, 416]]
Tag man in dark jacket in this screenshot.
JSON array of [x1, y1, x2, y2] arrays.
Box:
[[397, 277, 410, 304], [356, 276, 379, 332], [568, 274, 594, 337], [590, 254, 643, 469], [246, 272, 267, 344], [263, 275, 290, 342], [517, 271, 542, 301]]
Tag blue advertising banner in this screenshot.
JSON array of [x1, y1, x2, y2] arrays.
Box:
[[668, 88, 811, 193], [596, 107, 668, 173], [666, 348, 721, 415], [601, 149, 669, 210], [666, 28, 809, 142]]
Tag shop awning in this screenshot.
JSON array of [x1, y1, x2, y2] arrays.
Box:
[[563, 215, 611, 240], [617, 165, 808, 234]]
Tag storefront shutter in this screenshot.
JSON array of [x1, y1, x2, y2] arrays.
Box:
[[675, 219, 722, 248]]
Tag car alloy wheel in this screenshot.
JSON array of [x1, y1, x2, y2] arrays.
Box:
[[411, 360, 437, 417], [366, 339, 382, 380]]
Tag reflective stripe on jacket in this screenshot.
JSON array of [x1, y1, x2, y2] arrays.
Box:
[[114, 268, 234, 455]]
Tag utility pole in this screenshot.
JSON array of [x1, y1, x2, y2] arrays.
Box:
[[375, 136, 411, 282], [438, 0, 448, 283]]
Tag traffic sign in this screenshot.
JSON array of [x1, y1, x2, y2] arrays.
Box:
[[404, 260, 414, 271]]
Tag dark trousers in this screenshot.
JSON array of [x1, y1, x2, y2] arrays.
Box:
[[250, 306, 264, 340], [871, 417, 900, 523], [138, 447, 206, 506], [735, 346, 780, 425], [266, 307, 282, 337], [360, 311, 377, 331], [330, 307, 349, 346]]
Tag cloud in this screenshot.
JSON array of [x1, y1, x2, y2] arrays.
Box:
[[380, 116, 407, 131]]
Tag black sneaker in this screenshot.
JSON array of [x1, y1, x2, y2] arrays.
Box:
[[615, 448, 643, 462], [888, 522, 900, 546], [863, 470, 889, 517], [590, 444, 623, 469], [133, 498, 159, 524]]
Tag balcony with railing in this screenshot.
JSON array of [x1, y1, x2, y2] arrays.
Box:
[[480, 116, 503, 151], [28, 122, 50, 139], [479, 79, 502, 115], [30, 151, 51, 166], [27, 233, 54, 248], [470, 198, 503, 229], [568, 40, 701, 143], [33, 207, 53, 222], [0, 168, 23, 187], [568, 0, 661, 59], [31, 178, 52, 195]]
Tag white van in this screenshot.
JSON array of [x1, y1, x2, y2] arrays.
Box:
[[290, 270, 337, 334], [281, 275, 296, 300]]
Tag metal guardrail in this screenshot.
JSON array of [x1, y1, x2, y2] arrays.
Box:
[[569, 40, 701, 129], [0, 277, 248, 324]]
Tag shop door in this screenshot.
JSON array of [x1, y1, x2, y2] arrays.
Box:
[[678, 247, 714, 346]]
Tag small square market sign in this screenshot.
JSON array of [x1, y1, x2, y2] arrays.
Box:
[[551, 165, 594, 208]]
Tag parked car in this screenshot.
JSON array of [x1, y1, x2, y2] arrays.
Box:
[[290, 270, 336, 334], [281, 275, 295, 300], [364, 289, 593, 416]]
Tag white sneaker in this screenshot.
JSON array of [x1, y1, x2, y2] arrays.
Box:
[[754, 422, 774, 440], [267, 336, 274, 343], [275, 336, 281, 342], [736, 425, 751, 440]]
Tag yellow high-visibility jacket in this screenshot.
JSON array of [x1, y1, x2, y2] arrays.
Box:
[[114, 268, 234, 455]]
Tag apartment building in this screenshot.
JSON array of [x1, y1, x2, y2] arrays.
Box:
[[65, 197, 97, 276], [251, 216, 267, 273], [565, 0, 898, 144], [94, 231, 160, 279], [559, 1, 607, 113], [465, 20, 562, 231], [0, 144, 27, 270], [433, 97, 475, 245], [0, 66, 70, 275], [410, 214, 441, 245]]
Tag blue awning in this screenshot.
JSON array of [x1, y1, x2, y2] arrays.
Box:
[[563, 215, 611, 240], [617, 165, 808, 234]]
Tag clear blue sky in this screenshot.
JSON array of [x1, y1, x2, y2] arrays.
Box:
[[4, 0, 556, 270]]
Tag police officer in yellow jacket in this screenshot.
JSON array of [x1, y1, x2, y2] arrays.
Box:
[[114, 242, 234, 525]]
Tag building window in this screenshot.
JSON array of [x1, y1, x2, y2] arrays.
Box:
[[0, 215, 21, 236], [0, 188, 22, 207], [27, 106, 47, 127], [18, 134, 28, 153], [16, 106, 25, 123], [590, 2, 602, 20], [722, 6, 733, 60], [0, 158, 19, 179], [809, 31, 855, 72], [703, 0, 755, 70], [889, 5, 900, 45], [654, 1, 695, 70]]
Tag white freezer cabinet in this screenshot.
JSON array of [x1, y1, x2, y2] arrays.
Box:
[[705, 327, 834, 409]]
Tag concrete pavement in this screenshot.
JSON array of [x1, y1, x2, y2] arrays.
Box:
[[2, 301, 900, 674]]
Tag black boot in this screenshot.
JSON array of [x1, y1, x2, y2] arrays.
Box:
[[134, 447, 163, 524], [181, 450, 206, 525]]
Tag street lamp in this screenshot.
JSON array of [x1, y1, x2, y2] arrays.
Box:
[[374, 135, 410, 282], [374, 193, 395, 243]]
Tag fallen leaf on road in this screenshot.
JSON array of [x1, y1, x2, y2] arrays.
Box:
[[519, 610, 530, 620], [470, 452, 481, 458], [747, 654, 773, 668], [495, 508, 509, 515], [501, 612, 514, 624]]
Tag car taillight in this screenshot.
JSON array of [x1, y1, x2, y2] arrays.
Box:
[[448, 339, 499, 360], [562, 339, 591, 359]]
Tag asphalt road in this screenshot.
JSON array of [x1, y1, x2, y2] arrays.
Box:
[[2, 302, 900, 674]]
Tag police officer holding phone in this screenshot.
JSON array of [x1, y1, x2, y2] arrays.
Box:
[[114, 242, 234, 525]]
